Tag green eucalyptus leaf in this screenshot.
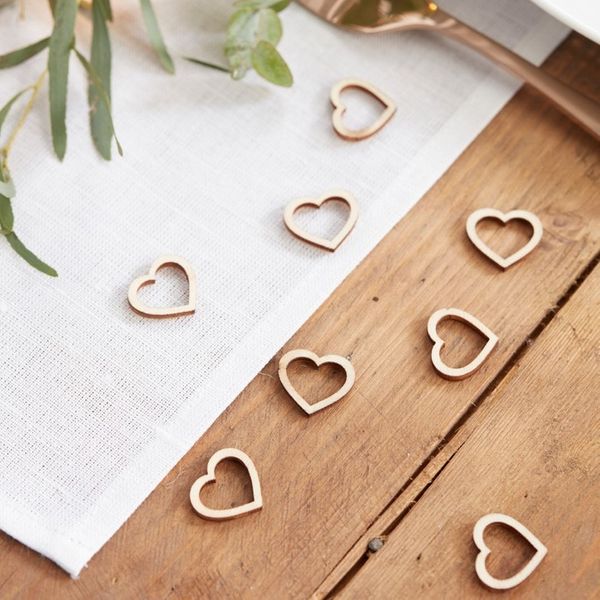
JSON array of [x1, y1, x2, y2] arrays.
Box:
[[0, 168, 14, 233], [226, 8, 255, 50], [89, 0, 113, 160], [0, 88, 31, 138], [251, 40, 292, 87], [227, 7, 281, 47], [225, 9, 253, 79], [0, 37, 50, 70], [74, 49, 123, 156], [5, 232, 58, 277], [48, 0, 77, 161], [234, 0, 290, 12], [97, 0, 113, 21], [226, 3, 290, 83], [225, 46, 251, 80], [184, 57, 229, 73], [233, 0, 260, 7], [256, 8, 282, 46], [0, 167, 56, 275], [0, 198, 14, 233], [139, 0, 175, 74], [269, 0, 290, 11], [0, 191, 14, 232], [0, 179, 16, 199]]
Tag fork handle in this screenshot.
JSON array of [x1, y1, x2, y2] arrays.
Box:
[[431, 9, 600, 140]]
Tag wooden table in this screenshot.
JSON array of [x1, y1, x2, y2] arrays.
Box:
[[1, 33, 599, 600]]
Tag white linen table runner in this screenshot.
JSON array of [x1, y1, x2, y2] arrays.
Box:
[[0, 0, 568, 576]]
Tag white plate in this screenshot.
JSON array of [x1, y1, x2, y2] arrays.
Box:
[[530, 0, 600, 43]]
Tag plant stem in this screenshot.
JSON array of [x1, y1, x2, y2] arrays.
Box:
[[1, 69, 48, 167]]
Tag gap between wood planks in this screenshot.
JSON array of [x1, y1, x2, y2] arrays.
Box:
[[314, 250, 600, 599]]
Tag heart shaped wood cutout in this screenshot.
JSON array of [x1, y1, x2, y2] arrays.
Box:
[[189, 448, 263, 521], [283, 190, 358, 251], [278, 349, 356, 415], [474, 513, 548, 590], [466, 208, 543, 270], [330, 79, 396, 141], [128, 255, 196, 318], [427, 308, 498, 380]]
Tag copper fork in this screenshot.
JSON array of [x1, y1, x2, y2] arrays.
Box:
[[296, 0, 600, 140]]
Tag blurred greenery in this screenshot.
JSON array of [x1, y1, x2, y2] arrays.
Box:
[[222, 0, 292, 85], [0, 0, 292, 275]]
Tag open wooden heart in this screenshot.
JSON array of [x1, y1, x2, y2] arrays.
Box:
[[128, 255, 196, 318], [189, 448, 263, 521], [283, 190, 358, 251], [330, 78, 396, 141], [278, 349, 356, 415], [466, 208, 543, 270], [473, 513, 548, 590], [427, 308, 498, 380]]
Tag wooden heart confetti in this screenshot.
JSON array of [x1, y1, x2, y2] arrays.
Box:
[[283, 190, 358, 251], [473, 513, 548, 590], [466, 208, 543, 270], [189, 448, 263, 521], [330, 79, 396, 141], [127, 255, 196, 318], [278, 349, 355, 414], [427, 308, 498, 380]]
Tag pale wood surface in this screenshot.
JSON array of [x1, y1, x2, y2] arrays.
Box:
[[0, 33, 598, 600], [338, 266, 600, 599]]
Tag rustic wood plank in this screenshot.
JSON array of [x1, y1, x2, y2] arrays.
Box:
[[0, 33, 598, 600], [337, 263, 600, 599], [315, 257, 599, 599]]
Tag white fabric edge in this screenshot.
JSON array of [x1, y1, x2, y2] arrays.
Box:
[[0, 492, 90, 576], [0, 15, 569, 577]]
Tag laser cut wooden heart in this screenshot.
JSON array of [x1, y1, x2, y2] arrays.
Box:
[[330, 79, 396, 141], [128, 255, 196, 318], [189, 448, 263, 521], [427, 308, 498, 380], [466, 208, 543, 270], [473, 513, 548, 590], [278, 349, 356, 415], [283, 190, 358, 251]]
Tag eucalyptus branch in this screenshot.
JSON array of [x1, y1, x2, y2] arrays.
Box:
[[188, 0, 293, 87], [0, 69, 46, 166], [0, 68, 57, 276], [0, 0, 293, 276]]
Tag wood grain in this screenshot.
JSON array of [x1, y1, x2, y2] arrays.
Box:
[[0, 33, 598, 600], [338, 263, 600, 599]]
